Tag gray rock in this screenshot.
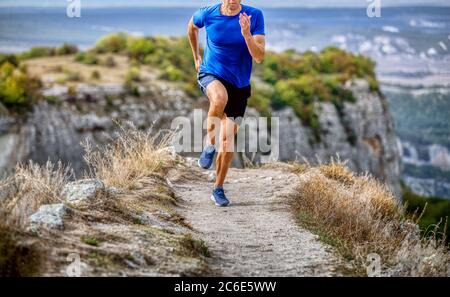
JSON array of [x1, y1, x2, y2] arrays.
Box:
[[62, 179, 105, 204], [207, 172, 216, 182], [185, 157, 199, 167], [73, 113, 112, 132], [42, 85, 68, 98], [139, 212, 164, 227], [154, 209, 172, 220], [29, 203, 68, 231], [106, 186, 123, 196], [138, 212, 177, 230]]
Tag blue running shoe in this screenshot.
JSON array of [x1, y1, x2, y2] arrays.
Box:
[[210, 186, 230, 207], [198, 144, 216, 169]]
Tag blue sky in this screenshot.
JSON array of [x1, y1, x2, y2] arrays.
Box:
[[1, 0, 449, 8]]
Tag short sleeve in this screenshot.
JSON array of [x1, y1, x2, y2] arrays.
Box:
[[251, 10, 265, 36], [192, 7, 208, 28]]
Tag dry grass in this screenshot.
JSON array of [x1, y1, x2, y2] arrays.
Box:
[[0, 124, 212, 276], [83, 122, 176, 190], [0, 161, 72, 228], [317, 158, 355, 186], [291, 160, 450, 276], [0, 161, 69, 275], [178, 234, 210, 258], [0, 123, 177, 227]]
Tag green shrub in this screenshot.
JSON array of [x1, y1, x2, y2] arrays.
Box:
[[0, 54, 19, 67], [95, 33, 128, 53], [179, 234, 210, 258], [67, 85, 77, 97], [159, 64, 183, 81], [55, 43, 79, 55], [124, 67, 141, 96], [125, 67, 141, 83], [367, 76, 380, 92], [124, 82, 140, 97], [91, 70, 101, 80], [319, 47, 355, 75], [126, 37, 155, 62], [91, 34, 202, 97], [353, 54, 376, 78], [19, 46, 55, 60], [253, 46, 377, 142], [262, 66, 278, 85], [14, 44, 78, 61], [0, 62, 41, 110], [272, 74, 358, 142], [1, 62, 14, 77], [141, 36, 198, 92], [81, 236, 99, 247], [273, 77, 320, 140], [74, 52, 99, 65], [258, 47, 377, 87]]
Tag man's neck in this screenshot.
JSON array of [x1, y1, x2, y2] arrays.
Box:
[[220, 4, 242, 16]]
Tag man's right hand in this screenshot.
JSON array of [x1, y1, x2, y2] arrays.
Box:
[[195, 56, 202, 73]]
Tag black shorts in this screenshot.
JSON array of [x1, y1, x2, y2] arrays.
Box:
[[197, 71, 251, 124]]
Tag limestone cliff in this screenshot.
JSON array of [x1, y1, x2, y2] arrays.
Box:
[[273, 79, 401, 196]]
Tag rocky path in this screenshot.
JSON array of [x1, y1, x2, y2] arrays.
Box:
[[172, 165, 341, 276]]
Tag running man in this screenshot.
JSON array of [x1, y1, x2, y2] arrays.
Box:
[[187, 0, 265, 206]]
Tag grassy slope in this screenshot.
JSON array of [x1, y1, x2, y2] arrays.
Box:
[[288, 160, 449, 276], [0, 124, 211, 276]]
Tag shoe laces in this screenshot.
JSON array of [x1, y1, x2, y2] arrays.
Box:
[[214, 187, 225, 198]]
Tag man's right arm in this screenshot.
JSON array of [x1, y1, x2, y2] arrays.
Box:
[[187, 18, 202, 73]]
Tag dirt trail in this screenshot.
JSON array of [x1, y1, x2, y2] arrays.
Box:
[[171, 164, 341, 276]]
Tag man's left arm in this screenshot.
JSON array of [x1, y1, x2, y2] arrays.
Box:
[[239, 12, 265, 64]]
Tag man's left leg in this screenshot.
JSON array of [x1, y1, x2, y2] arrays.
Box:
[[210, 113, 239, 206], [215, 113, 239, 187]]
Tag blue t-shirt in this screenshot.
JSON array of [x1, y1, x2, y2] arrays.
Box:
[[192, 4, 265, 88]]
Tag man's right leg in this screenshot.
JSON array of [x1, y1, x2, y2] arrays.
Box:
[[205, 80, 228, 146], [200, 80, 235, 207], [198, 79, 228, 169]]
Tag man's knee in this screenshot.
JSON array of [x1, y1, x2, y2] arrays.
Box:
[[207, 83, 228, 108], [211, 92, 227, 109]]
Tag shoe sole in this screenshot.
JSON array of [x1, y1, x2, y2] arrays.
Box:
[[210, 195, 230, 207], [198, 158, 212, 170]]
